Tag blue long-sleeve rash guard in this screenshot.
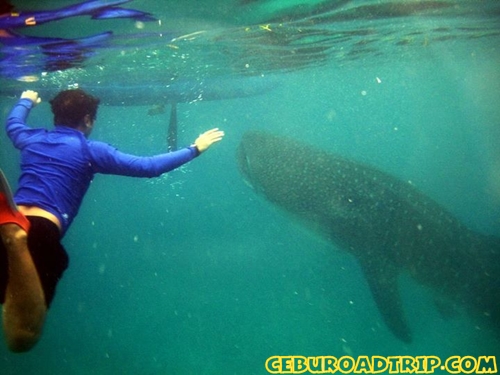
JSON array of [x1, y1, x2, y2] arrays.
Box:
[[6, 98, 199, 236]]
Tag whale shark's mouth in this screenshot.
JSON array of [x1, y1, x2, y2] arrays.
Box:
[[236, 141, 255, 189]]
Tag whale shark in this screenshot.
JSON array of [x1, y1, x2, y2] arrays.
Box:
[[237, 130, 500, 342]]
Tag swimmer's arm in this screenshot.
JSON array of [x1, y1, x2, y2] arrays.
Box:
[[89, 142, 200, 177], [5, 91, 41, 147], [89, 128, 224, 177]]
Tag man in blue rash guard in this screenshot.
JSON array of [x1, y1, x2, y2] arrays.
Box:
[[0, 89, 224, 352]]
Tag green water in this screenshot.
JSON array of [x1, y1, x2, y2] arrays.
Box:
[[0, 1, 499, 374]]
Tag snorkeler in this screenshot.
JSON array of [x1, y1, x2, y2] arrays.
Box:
[[0, 89, 224, 352], [0, 0, 155, 79]]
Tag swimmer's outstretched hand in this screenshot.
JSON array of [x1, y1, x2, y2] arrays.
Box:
[[193, 128, 225, 153], [20, 90, 41, 106]]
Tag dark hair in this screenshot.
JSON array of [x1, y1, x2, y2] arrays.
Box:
[[49, 89, 100, 127]]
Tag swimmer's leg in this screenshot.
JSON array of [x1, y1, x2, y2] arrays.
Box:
[[0, 170, 44, 352], [1, 223, 46, 353]]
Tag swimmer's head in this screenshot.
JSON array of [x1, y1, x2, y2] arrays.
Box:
[[50, 89, 100, 128]]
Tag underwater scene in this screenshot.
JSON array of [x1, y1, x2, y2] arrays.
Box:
[[1, 0, 499, 374]]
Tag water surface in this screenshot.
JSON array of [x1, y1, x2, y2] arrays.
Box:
[[0, 1, 499, 374]]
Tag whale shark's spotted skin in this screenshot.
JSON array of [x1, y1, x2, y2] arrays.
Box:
[[237, 130, 500, 342]]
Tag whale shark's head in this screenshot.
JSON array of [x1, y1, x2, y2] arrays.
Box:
[[236, 130, 282, 193], [236, 130, 380, 238], [236, 130, 325, 208], [236, 133, 255, 187]]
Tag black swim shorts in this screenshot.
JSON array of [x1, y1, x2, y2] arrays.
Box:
[[0, 216, 69, 307]]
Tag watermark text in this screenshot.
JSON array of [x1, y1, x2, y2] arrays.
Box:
[[265, 356, 497, 374]]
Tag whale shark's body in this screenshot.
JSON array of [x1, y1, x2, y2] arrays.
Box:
[[237, 130, 500, 342]]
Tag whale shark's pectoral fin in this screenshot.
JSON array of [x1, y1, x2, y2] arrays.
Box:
[[359, 260, 412, 343]]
